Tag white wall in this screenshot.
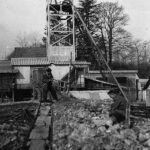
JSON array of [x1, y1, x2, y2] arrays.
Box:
[[50, 65, 70, 80], [15, 66, 30, 84], [14, 65, 71, 85]]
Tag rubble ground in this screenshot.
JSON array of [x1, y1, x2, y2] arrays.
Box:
[[0, 101, 39, 150], [52, 95, 150, 150]]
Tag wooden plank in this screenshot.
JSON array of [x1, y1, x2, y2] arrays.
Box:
[[40, 105, 50, 116], [29, 104, 51, 141], [29, 140, 45, 150], [35, 116, 51, 126], [29, 126, 49, 140]]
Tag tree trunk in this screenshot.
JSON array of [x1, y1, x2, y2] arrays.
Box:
[[108, 28, 113, 67], [101, 28, 107, 62]]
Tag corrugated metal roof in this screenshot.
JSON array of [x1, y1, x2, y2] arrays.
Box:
[[11, 57, 49, 65], [11, 57, 91, 66]]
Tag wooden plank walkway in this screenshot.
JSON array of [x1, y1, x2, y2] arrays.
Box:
[[29, 103, 51, 150]]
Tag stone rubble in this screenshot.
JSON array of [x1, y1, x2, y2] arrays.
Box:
[[1, 96, 150, 150], [53, 97, 150, 150], [0, 102, 39, 150]]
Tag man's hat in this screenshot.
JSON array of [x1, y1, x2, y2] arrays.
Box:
[[46, 68, 52, 72]]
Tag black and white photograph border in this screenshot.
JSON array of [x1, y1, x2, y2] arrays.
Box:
[[0, 0, 150, 150]]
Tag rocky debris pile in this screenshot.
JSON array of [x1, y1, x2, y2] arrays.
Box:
[[52, 96, 150, 150], [0, 101, 39, 150]]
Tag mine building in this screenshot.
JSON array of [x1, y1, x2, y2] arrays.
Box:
[[0, 0, 142, 103]]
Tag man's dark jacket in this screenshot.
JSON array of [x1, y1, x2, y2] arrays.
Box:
[[110, 95, 126, 115], [42, 72, 53, 87]]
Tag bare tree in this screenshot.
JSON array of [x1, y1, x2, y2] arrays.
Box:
[[133, 40, 150, 65], [113, 29, 135, 63], [28, 32, 42, 47], [94, 2, 129, 66], [16, 32, 29, 47], [16, 32, 42, 47]]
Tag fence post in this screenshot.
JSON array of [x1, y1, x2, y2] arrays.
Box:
[[136, 79, 139, 101], [12, 82, 15, 102]]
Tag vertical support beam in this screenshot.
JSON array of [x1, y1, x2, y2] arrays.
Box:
[[12, 86, 15, 102], [49, 104, 54, 150], [47, 0, 50, 49], [12, 77, 16, 103], [83, 68, 86, 88], [136, 79, 139, 101], [75, 68, 77, 89], [68, 52, 72, 91], [72, 3, 75, 47]]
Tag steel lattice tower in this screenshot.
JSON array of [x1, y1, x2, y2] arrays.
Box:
[[46, 0, 75, 61]]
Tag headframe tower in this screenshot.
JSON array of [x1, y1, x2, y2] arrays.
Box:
[[46, 0, 75, 61]]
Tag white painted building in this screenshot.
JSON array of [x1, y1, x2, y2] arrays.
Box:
[[11, 57, 90, 89]]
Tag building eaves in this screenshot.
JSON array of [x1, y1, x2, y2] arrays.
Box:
[[11, 57, 91, 66], [88, 70, 138, 74]]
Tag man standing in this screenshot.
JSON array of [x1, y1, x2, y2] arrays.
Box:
[[42, 68, 58, 102], [107, 89, 127, 126]]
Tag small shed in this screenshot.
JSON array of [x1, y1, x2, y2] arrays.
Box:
[[9, 47, 90, 99], [10, 47, 90, 89], [0, 60, 18, 101], [87, 70, 139, 88], [11, 57, 90, 89], [86, 70, 139, 102]]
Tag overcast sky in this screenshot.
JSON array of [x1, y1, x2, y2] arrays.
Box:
[[0, 0, 150, 58]]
